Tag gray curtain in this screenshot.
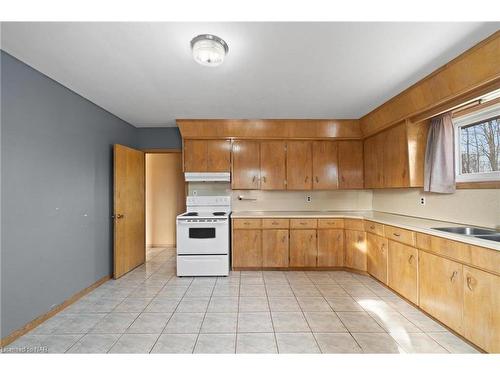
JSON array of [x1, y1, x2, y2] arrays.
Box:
[[424, 112, 456, 193]]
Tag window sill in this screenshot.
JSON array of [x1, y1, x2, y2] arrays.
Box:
[[456, 181, 500, 189]]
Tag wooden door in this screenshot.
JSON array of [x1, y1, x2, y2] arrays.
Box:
[[262, 229, 289, 268], [207, 140, 231, 172], [363, 133, 384, 188], [260, 141, 286, 190], [366, 233, 388, 283], [338, 141, 364, 189], [289, 229, 317, 267], [388, 240, 418, 304], [344, 230, 367, 271], [312, 141, 338, 190], [232, 229, 262, 267], [183, 139, 208, 172], [114, 144, 145, 279], [419, 250, 464, 333], [383, 123, 410, 187], [232, 140, 260, 189], [317, 229, 344, 267], [286, 141, 313, 190], [463, 266, 500, 353]]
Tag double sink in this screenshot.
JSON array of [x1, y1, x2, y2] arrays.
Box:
[[432, 226, 500, 243]]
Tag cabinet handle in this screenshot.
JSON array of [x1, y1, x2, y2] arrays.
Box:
[[300, 222, 307, 225], [252, 176, 256, 182], [310, 235, 314, 241], [305, 176, 309, 183], [315, 176, 319, 183], [393, 233, 400, 237], [282, 236, 286, 243], [450, 271, 458, 283], [466, 276, 474, 291], [370, 225, 375, 230], [262, 176, 267, 183], [408, 255, 414, 264], [272, 221, 279, 225]]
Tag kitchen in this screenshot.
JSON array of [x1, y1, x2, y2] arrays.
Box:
[[0, 9, 499, 372]]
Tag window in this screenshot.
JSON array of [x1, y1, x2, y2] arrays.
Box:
[[454, 103, 500, 182]]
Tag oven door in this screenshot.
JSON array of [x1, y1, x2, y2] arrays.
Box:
[[176, 219, 229, 255]]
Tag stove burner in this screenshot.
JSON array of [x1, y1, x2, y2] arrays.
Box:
[[213, 212, 226, 216], [184, 212, 198, 216]]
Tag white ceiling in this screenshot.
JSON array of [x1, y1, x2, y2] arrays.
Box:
[[2, 22, 499, 127]]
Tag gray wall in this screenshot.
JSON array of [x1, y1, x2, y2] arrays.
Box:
[[137, 127, 181, 150], [0, 51, 142, 338]]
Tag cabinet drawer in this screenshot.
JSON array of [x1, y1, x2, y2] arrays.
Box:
[[318, 218, 344, 229], [290, 219, 318, 229], [430, 237, 471, 264], [365, 221, 384, 236], [344, 219, 364, 231], [262, 218, 289, 229], [385, 225, 415, 246], [233, 219, 262, 229]]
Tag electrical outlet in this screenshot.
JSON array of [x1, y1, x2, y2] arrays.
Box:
[[306, 195, 312, 203], [192, 190, 197, 196], [420, 196, 426, 206]]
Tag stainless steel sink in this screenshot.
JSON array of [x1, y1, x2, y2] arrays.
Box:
[[431, 227, 497, 235], [475, 234, 500, 243]]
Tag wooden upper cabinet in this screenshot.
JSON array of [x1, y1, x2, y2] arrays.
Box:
[[207, 140, 231, 172], [387, 240, 418, 304], [312, 141, 339, 190], [260, 141, 286, 190], [184, 139, 208, 172], [262, 229, 289, 268], [317, 229, 344, 267], [184, 139, 230, 172], [363, 133, 384, 188], [383, 123, 410, 188], [344, 229, 367, 271], [419, 250, 464, 334], [287, 141, 313, 190], [289, 229, 317, 267], [366, 233, 388, 283], [463, 266, 500, 353], [338, 141, 364, 189], [232, 140, 260, 189]]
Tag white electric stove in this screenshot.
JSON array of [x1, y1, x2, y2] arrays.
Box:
[[176, 196, 231, 276]]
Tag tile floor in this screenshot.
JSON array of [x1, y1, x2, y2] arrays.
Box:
[[4, 247, 479, 354]]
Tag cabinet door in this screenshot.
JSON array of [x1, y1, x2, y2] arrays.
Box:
[[232, 229, 262, 268], [232, 140, 260, 189], [344, 229, 367, 271], [363, 133, 384, 188], [383, 123, 410, 188], [289, 229, 317, 267], [317, 229, 344, 267], [338, 141, 364, 189], [260, 141, 286, 190], [262, 229, 289, 268], [312, 141, 338, 190], [287, 141, 313, 190], [366, 233, 388, 283], [207, 140, 231, 172], [388, 240, 418, 304], [419, 250, 463, 333], [184, 139, 208, 172], [463, 266, 500, 353]]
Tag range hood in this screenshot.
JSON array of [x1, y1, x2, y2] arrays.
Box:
[[184, 172, 231, 182]]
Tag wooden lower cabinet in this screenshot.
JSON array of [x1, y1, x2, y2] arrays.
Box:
[[366, 233, 388, 283], [317, 229, 344, 267], [387, 240, 418, 304], [463, 266, 500, 353], [418, 250, 464, 334], [344, 229, 367, 271], [289, 229, 317, 267], [262, 229, 289, 268], [232, 229, 262, 268]]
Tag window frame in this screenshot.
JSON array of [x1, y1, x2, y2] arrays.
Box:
[[453, 102, 500, 183]]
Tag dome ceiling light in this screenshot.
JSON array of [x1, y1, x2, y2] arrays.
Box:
[[190, 34, 229, 67]]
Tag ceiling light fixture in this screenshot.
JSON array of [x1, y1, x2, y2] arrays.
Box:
[[190, 34, 228, 67]]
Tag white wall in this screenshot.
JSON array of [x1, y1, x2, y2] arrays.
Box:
[[372, 188, 500, 229]]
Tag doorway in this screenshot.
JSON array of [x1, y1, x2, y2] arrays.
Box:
[[145, 151, 186, 250]]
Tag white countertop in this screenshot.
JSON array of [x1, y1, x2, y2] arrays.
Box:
[[230, 210, 500, 251]]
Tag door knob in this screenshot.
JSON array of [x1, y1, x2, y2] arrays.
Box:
[[114, 214, 124, 219]]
